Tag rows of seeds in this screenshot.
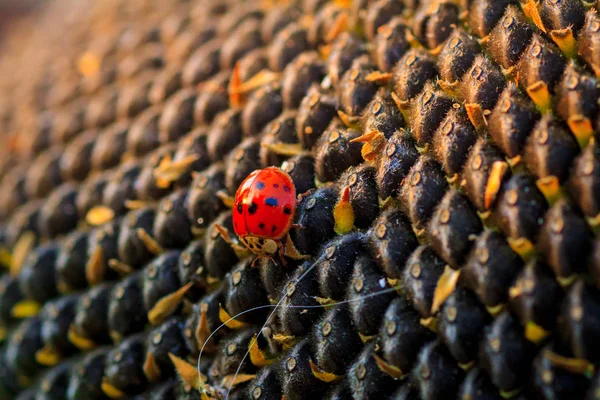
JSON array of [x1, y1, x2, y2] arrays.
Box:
[[195, 0, 600, 396], [297, 0, 600, 398], [1, 0, 600, 399]]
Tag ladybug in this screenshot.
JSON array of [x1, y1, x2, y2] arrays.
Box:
[[233, 167, 297, 257]]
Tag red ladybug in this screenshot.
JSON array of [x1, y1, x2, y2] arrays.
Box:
[[233, 167, 296, 256]]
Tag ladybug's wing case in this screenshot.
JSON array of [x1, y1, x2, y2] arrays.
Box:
[[233, 170, 260, 238], [240, 168, 296, 240]]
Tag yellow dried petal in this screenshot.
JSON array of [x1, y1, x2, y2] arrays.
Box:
[[219, 305, 250, 329], [309, 359, 342, 382], [527, 81, 551, 113], [536, 176, 561, 206], [365, 71, 392, 83], [101, 380, 127, 399], [10, 231, 36, 278], [551, 28, 577, 58], [125, 200, 150, 210], [137, 229, 164, 255], [568, 115, 594, 148], [508, 237, 535, 261], [78, 51, 101, 77], [231, 69, 281, 94], [325, 12, 349, 43], [420, 316, 438, 332], [221, 374, 256, 388], [261, 142, 305, 156], [525, 321, 550, 343], [334, 186, 354, 235], [143, 352, 161, 382], [35, 344, 61, 366], [249, 335, 274, 367], [229, 62, 244, 109], [153, 154, 199, 183], [216, 191, 235, 209], [169, 353, 205, 390], [86, 206, 115, 226], [11, 300, 41, 319], [85, 246, 105, 286], [337, 110, 359, 128], [0, 248, 12, 269], [484, 161, 509, 209], [465, 103, 487, 131], [148, 282, 193, 325], [350, 130, 386, 162], [68, 324, 96, 350], [108, 259, 133, 276], [373, 353, 404, 378], [543, 349, 594, 375], [431, 265, 461, 314]]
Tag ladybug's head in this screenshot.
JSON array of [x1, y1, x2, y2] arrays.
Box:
[[239, 236, 279, 256]]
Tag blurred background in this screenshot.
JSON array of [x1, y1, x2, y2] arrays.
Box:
[[0, 0, 43, 43]]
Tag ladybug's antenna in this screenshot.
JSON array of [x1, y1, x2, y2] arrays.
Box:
[[224, 282, 290, 398], [218, 259, 409, 399], [193, 266, 406, 399], [195, 252, 327, 398], [194, 249, 447, 398], [227, 252, 326, 398]]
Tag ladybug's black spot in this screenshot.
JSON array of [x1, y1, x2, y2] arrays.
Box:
[[265, 197, 278, 207], [256, 182, 265, 190], [236, 202, 243, 214], [248, 202, 258, 214], [274, 183, 280, 188], [283, 207, 292, 215], [283, 185, 291, 192], [259, 223, 265, 230]]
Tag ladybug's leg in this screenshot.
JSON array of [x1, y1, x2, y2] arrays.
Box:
[[283, 234, 311, 261], [276, 241, 288, 266], [250, 255, 263, 268], [214, 224, 235, 244], [214, 224, 250, 258], [296, 188, 317, 205], [291, 224, 303, 230]]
